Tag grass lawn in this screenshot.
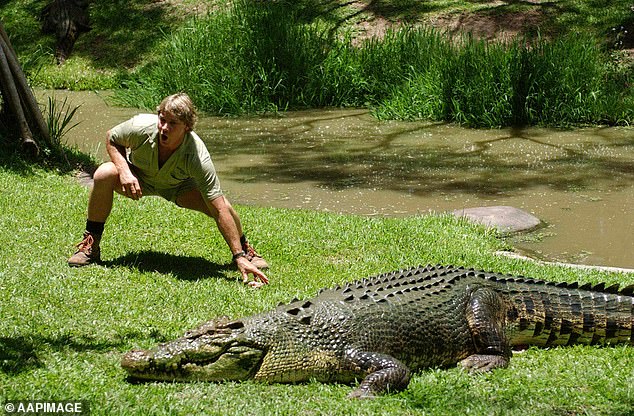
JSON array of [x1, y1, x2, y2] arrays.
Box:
[[0, 153, 633, 415]]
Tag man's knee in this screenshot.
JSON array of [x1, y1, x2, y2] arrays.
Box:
[[91, 162, 123, 196], [93, 162, 118, 183]]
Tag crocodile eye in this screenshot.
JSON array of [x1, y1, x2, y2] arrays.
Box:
[[227, 321, 244, 330]]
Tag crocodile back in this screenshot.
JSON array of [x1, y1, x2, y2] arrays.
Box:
[[284, 265, 634, 349], [243, 265, 633, 382]]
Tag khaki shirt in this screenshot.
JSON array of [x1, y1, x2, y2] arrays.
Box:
[[109, 114, 223, 201]]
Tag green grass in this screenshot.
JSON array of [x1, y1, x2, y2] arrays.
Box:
[[0, 0, 201, 90], [1, 150, 633, 415], [372, 30, 634, 126]]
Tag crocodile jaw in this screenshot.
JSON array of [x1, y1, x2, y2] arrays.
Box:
[[121, 318, 265, 382], [121, 344, 264, 382]]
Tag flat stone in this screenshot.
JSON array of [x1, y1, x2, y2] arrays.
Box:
[[452, 206, 541, 234]]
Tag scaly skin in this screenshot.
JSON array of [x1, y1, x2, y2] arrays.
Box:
[[121, 265, 634, 398]]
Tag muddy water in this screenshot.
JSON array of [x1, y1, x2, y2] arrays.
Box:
[[49, 91, 634, 269]]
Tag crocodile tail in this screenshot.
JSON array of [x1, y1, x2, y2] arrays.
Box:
[[505, 282, 634, 347]]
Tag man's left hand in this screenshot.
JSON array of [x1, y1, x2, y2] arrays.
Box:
[[236, 257, 269, 288]]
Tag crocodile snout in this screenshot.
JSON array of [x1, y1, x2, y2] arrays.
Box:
[[121, 349, 152, 373]]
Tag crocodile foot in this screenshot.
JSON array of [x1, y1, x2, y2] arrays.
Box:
[[459, 354, 509, 373]]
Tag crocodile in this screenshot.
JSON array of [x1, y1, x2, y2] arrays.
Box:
[[121, 264, 634, 398]]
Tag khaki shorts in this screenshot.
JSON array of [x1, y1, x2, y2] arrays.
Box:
[[130, 165, 197, 203], [139, 178, 198, 203]]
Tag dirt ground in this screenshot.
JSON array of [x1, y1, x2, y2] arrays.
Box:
[[164, 0, 547, 42], [350, 1, 547, 42], [346, 1, 633, 62]]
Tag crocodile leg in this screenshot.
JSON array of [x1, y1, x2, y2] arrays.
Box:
[[460, 287, 512, 372], [345, 349, 411, 399]]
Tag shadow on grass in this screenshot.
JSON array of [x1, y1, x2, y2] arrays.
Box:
[[103, 250, 234, 281], [0, 137, 98, 176], [0, 330, 149, 376], [0, 336, 41, 375]]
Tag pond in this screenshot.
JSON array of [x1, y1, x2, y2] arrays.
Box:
[[48, 91, 634, 269]]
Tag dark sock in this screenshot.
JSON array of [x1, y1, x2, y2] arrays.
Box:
[[85, 220, 105, 237]]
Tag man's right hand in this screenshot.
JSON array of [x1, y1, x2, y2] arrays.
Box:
[[119, 170, 143, 200], [106, 131, 143, 201]]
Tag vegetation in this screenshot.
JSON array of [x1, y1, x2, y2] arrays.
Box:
[[384, 30, 634, 126], [114, 0, 634, 127], [40, 95, 81, 163], [1, 149, 633, 415], [1, 0, 633, 127]]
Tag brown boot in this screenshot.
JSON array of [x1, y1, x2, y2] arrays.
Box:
[[243, 243, 269, 269], [68, 231, 101, 267]]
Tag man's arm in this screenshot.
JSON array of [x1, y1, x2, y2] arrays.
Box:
[[106, 130, 142, 200], [208, 196, 269, 288]]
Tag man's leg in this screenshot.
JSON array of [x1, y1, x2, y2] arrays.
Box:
[[88, 162, 121, 221], [175, 190, 268, 269], [68, 162, 121, 266]]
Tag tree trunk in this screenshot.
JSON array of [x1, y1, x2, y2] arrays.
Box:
[[0, 44, 38, 155], [0, 21, 52, 156], [0, 23, 51, 147]]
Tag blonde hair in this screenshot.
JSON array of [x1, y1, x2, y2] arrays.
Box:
[[156, 93, 198, 130]]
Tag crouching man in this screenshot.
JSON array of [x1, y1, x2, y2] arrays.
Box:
[[68, 93, 269, 288]]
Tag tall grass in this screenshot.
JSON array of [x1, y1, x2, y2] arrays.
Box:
[[115, 0, 633, 127], [374, 31, 630, 127], [117, 0, 333, 114], [45, 96, 81, 148]]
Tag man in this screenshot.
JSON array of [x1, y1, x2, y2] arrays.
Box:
[[68, 93, 269, 288]]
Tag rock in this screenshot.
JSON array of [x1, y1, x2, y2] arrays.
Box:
[[452, 206, 541, 234]]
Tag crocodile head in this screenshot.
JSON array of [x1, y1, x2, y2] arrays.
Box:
[[121, 317, 264, 382]]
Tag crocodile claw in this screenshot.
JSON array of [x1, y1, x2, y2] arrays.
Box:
[[459, 354, 510, 373]]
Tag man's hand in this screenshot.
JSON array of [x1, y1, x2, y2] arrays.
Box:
[[235, 257, 269, 288], [106, 134, 143, 200], [119, 170, 143, 200]]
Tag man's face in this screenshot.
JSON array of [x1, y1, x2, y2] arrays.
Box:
[[157, 111, 190, 149]]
